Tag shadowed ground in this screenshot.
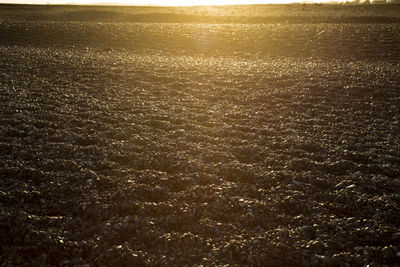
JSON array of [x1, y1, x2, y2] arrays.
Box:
[[0, 4, 400, 266]]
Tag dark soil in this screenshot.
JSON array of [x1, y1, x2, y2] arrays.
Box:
[[0, 4, 400, 267]]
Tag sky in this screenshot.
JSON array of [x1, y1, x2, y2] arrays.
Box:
[[0, 0, 355, 5]]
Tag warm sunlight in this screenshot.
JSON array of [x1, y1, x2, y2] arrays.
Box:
[[0, 0, 349, 5], [111, 0, 342, 5], [1, 0, 399, 265], [77, 0, 332, 5]]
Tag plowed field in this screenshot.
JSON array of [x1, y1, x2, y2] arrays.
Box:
[[1, 4, 400, 266]]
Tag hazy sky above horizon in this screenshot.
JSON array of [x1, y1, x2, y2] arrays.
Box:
[[0, 0, 350, 5]]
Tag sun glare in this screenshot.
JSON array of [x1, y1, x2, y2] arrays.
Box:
[[93, 0, 346, 6], [115, 0, 306, 5], [155, 0, 318, 5]]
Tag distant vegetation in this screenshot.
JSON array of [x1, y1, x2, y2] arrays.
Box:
[[0, 3, 400, 23]]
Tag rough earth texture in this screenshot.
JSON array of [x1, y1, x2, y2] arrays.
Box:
[[1, 4, 400, 267]]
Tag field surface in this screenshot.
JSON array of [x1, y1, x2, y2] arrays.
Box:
[[1, 4, 400, 266]]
